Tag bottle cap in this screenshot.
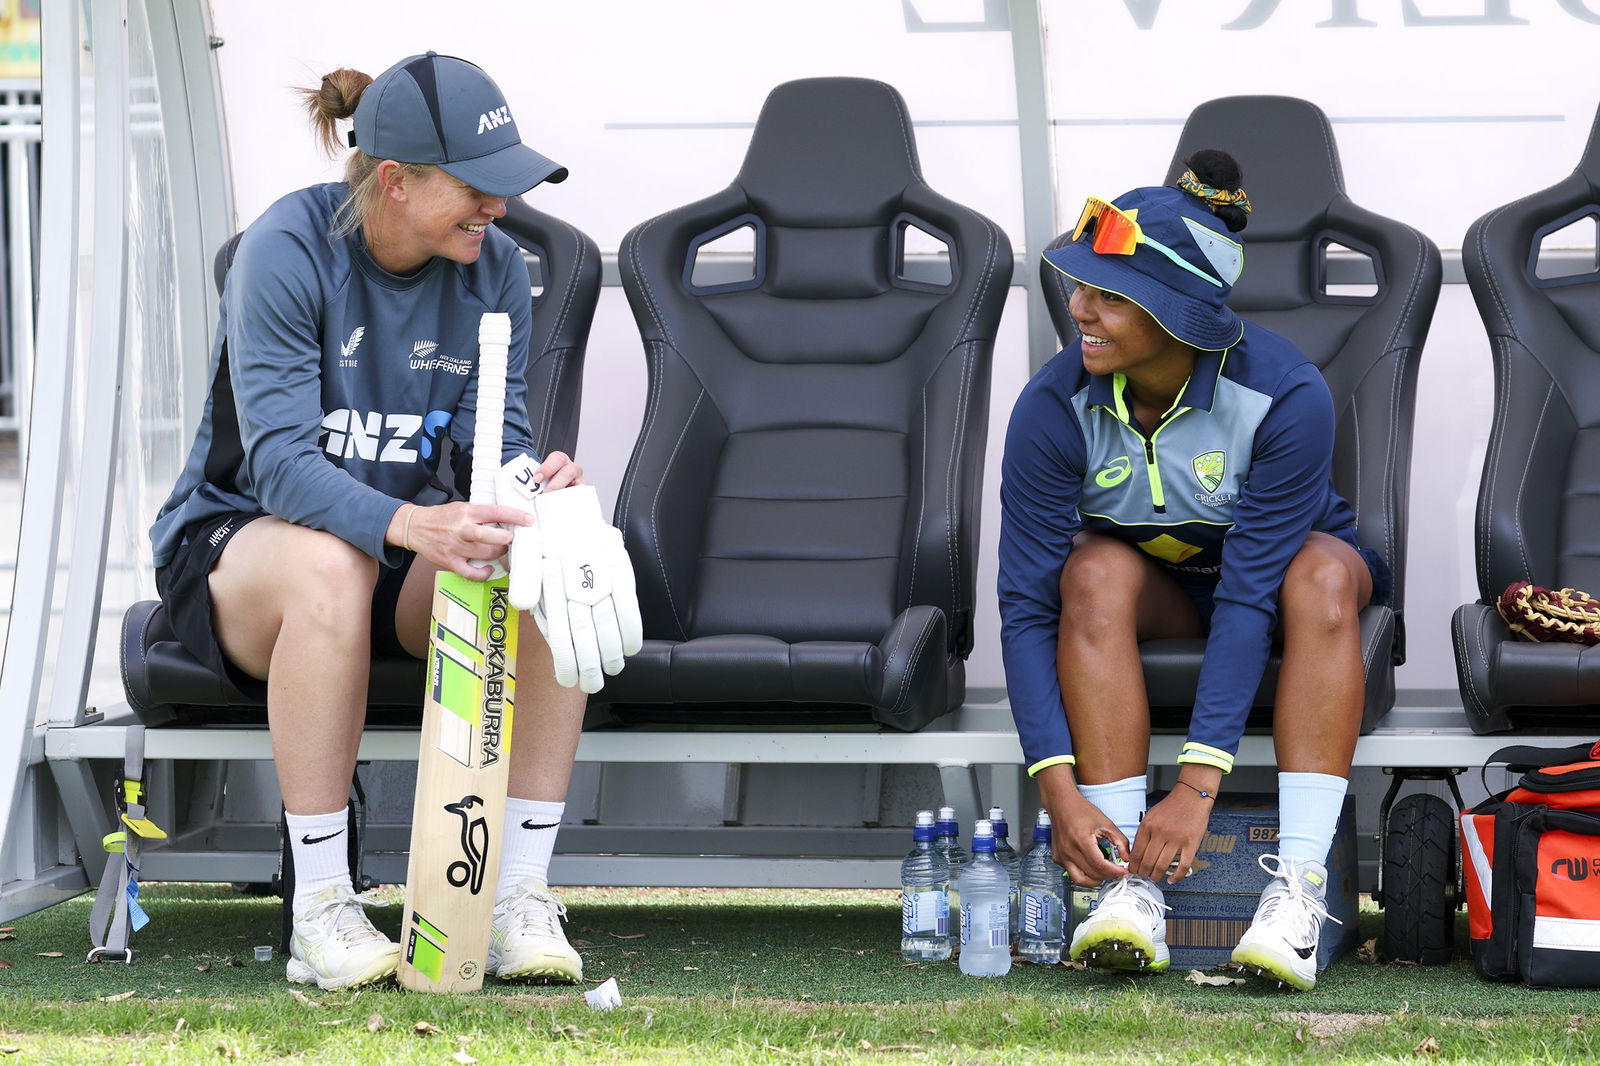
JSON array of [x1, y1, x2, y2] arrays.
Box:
[[914, 810, 935, 826], [971, 819, 997, 851], [937, 806, 956, 820]]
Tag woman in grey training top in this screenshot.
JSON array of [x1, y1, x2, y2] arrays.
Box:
[[149, 53, 613, 991]]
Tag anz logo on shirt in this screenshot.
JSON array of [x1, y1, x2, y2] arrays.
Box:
[[320, 409, 453, 463]]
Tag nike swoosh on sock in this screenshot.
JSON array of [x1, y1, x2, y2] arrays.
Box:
[[520, 820, 561, 831], [300, 830, 345, 845]]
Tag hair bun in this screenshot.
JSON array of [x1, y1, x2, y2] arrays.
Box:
[[1178, 148, 1249, 233]]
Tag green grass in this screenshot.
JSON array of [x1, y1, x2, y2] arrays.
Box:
[[2, 885, 1600, 1063]]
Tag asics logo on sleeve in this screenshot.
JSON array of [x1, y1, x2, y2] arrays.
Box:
[[1095, 456, 1132, 488], [320, 409, 453, 463]]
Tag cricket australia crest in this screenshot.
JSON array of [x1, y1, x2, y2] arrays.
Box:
[[1192, 450, 1226, 494]]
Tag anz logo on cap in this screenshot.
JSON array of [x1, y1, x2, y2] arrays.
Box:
[[477, 105, 513, 135]]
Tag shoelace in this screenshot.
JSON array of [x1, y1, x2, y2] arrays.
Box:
[[1099, 873, 1171, 923], [1254, 854, 1340, 942], [304, 889, 390, 949], [501, 886, 568, 937]]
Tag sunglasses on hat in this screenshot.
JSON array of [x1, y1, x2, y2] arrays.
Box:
[[1072, 197, 1226, 289]]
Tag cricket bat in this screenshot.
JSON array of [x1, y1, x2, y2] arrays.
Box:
[[397, 312, 517, 993]]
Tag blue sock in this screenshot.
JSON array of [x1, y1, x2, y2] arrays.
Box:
[[1078, 775, 1148, 852], [1277, 772, 1348, 866]]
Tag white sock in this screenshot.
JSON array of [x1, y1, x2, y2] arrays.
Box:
[[285, 808, 351, 917], [498, 798, 565, 898], [1277, 771, 1348, 867], [1078, 775, 1148, 851]]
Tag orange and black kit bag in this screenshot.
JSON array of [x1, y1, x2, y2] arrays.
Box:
[[1460, 741, 1600, 987]]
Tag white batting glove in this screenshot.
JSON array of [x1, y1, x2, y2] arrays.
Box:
[[494, 453, 544, 591], [516, 484, 643, 693]]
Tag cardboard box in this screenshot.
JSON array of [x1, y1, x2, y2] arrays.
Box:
[[1071, 793, 1358, 971]]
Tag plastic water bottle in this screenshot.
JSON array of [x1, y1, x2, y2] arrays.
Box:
[[934, 806, 969, 918], [989, 805, 1021, 941], [899, 810, 952, 961], [1018, 808, 1066, 965], [958, 819, 1013, 977]]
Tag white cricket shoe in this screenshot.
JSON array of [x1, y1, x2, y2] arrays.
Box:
[[1231, 854, 1340, 991], [1069, 872, 1171, 972], [285, 885, 400, 990], [488, 879, 584, 983]]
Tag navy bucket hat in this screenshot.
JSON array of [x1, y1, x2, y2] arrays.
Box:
[[1042, 186, 1244, 351], [351, 52, 567, 197]]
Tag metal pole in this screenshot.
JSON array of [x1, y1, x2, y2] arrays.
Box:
[[7, 90, 35, 451], [44, 0, 130, 733], [0, 0, 84, 886], [1006, 0, 1062, 374]]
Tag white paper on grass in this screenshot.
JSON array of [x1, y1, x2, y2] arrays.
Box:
[[583, 976, 623, 1010]]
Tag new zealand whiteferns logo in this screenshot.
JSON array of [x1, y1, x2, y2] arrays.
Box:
[[1192, 450, 1226, 494], [445, 795, 489, 894], [410, 340, 472, 376]]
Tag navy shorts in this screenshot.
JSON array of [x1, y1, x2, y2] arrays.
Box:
[[155, 511, 419, 693], [1177, 545, 1394, 633]]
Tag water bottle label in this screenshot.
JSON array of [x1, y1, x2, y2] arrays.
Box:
[[901, 890, 948, 936], [1021, 890, 1061, 937], [985, 901, 1008, 944]]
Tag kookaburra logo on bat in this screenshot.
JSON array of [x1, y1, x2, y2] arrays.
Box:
[[445, 795, 489, 894]]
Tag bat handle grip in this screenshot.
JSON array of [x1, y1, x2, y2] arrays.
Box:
[[471, 313, 512, 507]]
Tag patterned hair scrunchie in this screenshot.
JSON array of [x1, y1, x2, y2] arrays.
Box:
[[1177, 170, 1252, 214]]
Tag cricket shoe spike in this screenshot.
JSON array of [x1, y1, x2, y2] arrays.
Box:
[[1230, 854, 1339, 991], [1069, 872, 1170, 972], [286, 884, 400, 990], [488, 879, 584, 983]]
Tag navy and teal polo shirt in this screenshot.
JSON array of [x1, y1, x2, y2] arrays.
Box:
[[997, 320, 1361, 776]]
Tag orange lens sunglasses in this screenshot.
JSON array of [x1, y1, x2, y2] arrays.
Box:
[[1070, 197, 1224, 288]]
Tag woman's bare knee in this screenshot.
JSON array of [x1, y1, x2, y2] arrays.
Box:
[[1059, 538, 1147, 639], [212, 523, 377, 656], [1281, 548, 1361, 633]]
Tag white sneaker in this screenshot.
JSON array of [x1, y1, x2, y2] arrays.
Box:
[[1069, 873, 1170, 972], [1231, 854, 1340, 991], [487, 880, 584, 983], [285, 885, 400, 990]]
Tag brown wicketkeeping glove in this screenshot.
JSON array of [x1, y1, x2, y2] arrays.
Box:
[[1497, 581, 1600, 646]]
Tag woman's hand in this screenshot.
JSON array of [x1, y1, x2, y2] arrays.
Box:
[[1037, 765, 1131, 888], [386, 451, 585, 578], [1129, 772, 1219, 884], [389, 500, 533, 579], [535, 451, 583, 492]]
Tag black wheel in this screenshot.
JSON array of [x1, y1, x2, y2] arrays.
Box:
[[1380, 792, 1456, 965]]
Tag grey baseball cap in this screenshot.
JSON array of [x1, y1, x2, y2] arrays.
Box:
[[350, 52, 567, 197]]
